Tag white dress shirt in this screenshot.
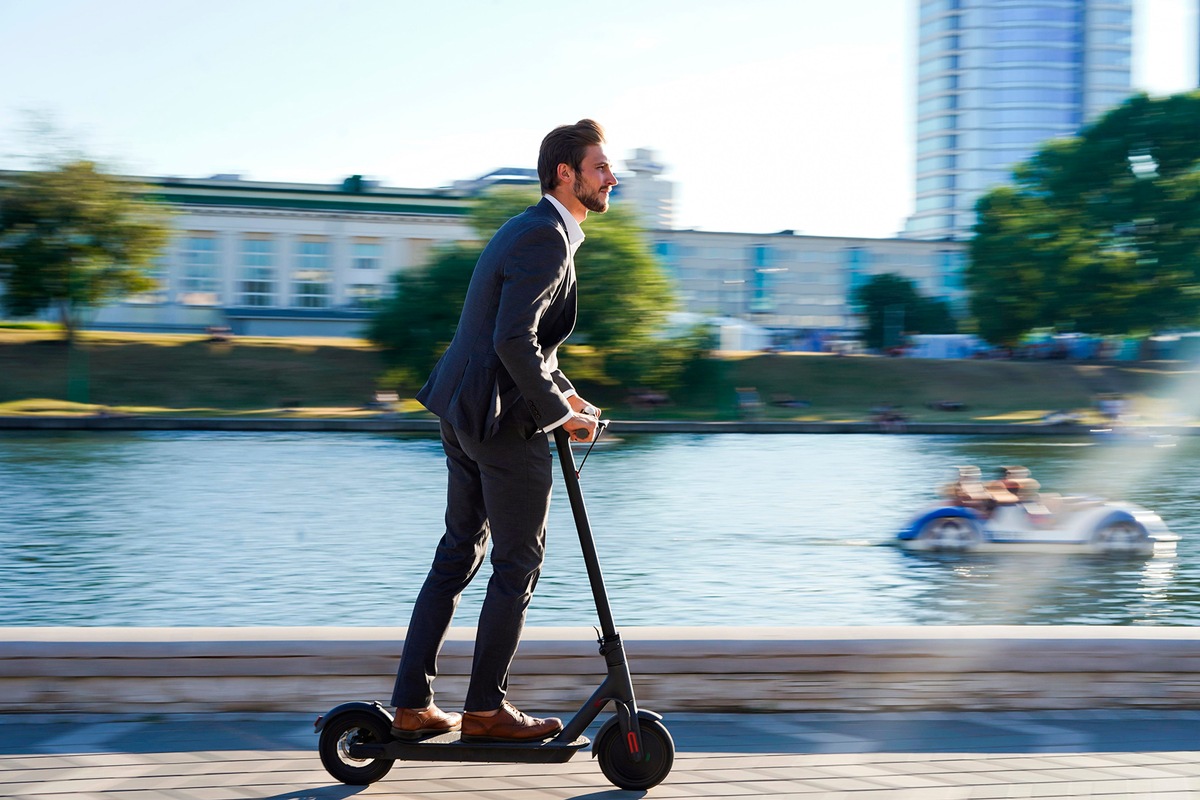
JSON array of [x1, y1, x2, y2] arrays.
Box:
[[540, 194, 584, 431]]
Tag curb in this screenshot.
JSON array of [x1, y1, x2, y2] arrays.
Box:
[[6, 626, 1200, 714]]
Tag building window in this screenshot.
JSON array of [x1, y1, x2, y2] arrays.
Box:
[[916, 193, 955, 212], [917, 154, 957, 173], [982, 147, 1032, 167], [917, 174, 956, 193], [179, 234, 220, 306], [907, 215, 952, 233], [347, 284, 384, 309], [918, 94, 959, 115], [917, 134, 958, 154], [984, 87, 1077, 105], [983, 65, 1077, 86], [1090, 48, 1130, 67], [654, 240, 679, 279], [126, 258, 167, 304], [985, 6, 1077, 24], [843, 247, 872, 309], [352, 240, 383, 270], [992, 26, 1078, 44], [988, 46, 1078, 65], [920, 13, 959, 39], [982, 108, 1077, 126], [749, 245, 782, 313], [939, 249, 966, 291], [921, 54, 959, 73], [982, 128, 1072, 147], [919, 73, 959, 94], [406, 238, 434, 268], [292, 238, 331, 308], [239, 236, 276, 307], [1092, 9, 1131, 26]]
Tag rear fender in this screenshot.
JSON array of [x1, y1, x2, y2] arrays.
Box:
[[314, 701, 392, 733]]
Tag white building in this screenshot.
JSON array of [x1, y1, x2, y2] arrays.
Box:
[[620, 149, 675, 230], [95, 174, 474, 337], [651, 228, 967, 349], [907, 0, 1133, 240], [3, 157, 968, 345]]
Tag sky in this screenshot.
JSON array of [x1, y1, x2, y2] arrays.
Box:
[[0, 0, 1196, 239]]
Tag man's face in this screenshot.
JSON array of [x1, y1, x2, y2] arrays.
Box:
[[572, 145, 618, 213]]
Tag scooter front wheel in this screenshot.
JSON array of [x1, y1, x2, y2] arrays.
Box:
[[318, 709, 395, 785], [595, 716, 675, 790]]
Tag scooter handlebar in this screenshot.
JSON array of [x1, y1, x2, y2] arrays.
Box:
[[570, 418, 609, 440]]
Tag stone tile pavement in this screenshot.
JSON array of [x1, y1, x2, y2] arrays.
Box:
[[2, 709, 1200, 799]]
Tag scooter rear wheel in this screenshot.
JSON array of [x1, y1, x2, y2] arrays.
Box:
[[318, 709, 395, 785], [595, 717, 675, 790]]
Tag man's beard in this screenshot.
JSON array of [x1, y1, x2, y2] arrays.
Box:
[[574, 180, 609, 213]]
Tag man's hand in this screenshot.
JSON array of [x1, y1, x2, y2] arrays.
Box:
[[568, 395, 602, 419], [562, 412, 598, 442]]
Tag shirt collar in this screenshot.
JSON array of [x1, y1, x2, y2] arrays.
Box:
[[544, 194, 585, 253]]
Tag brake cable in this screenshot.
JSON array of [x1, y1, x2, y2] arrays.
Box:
[[575, 419, 608, 477]]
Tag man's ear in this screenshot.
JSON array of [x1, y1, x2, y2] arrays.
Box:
[[557, 163, 573, 186]]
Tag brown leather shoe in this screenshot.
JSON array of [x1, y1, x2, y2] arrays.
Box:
[[390, 704, 462, 740], [460, 701, 563, 742]]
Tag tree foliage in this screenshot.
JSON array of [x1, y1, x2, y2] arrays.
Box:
[[968, 91, 1200, 345], [369, 187, 685, 392], [0, 160, 172, 340], [367, 242, 479, 387], [851, 272, 957, 350]]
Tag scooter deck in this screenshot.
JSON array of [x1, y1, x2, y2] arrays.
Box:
[[351, 732, 591, 764]]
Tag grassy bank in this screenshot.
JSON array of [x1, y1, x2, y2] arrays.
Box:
[[1, 328, 1196, 425], [0, 329, 392, 418]]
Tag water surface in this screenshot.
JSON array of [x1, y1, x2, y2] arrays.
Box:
[[2, 430, 1198, 627]]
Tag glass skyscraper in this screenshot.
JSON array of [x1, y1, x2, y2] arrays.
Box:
[[907, 0, 1133, 240]]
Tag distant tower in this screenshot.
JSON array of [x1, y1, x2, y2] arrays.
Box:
[[618, 148, 675, 230], [907, 0, 1133, 240]]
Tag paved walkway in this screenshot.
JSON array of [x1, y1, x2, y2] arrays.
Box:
[[3, 710, 1200, 799]]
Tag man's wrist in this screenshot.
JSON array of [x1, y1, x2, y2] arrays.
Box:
[[543, 410, 573, 432]]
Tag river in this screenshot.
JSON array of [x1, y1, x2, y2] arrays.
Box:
[[2, 429, 1198, 627]]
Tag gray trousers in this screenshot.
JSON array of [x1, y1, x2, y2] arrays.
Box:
[[391, 413, 552, 712]]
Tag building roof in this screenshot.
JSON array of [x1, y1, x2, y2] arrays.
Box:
[[143, 174, 471, 217]]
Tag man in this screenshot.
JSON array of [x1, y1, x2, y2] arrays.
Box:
[[389, 120, 616, 742]]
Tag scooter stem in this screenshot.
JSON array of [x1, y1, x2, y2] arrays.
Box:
[[552, 425, 618, 640], [551, 424, 643, 750]]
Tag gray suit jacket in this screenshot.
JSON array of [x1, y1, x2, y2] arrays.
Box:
[[416, 198, 577, 442]]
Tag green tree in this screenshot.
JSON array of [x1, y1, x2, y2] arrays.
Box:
[[0, 160, 172, 341], [851, 272, 957, 351], [369, 186, 684, 392], [367, 242, 479, 388], [968, 91, 1200, 345]]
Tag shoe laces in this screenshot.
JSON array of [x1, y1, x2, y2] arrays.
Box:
[[500, 700, 529, 722]]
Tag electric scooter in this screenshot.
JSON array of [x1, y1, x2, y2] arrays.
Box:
[[314, 421, 675, 791]]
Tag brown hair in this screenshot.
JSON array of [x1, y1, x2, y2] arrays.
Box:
[[537, 119, 606, 194]]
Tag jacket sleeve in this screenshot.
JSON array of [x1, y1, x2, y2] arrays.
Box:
[[492, 224, 574, 428]]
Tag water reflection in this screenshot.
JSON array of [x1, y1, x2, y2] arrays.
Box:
[[890, 550, 1187, 625], [1, 431, 1198, 627]]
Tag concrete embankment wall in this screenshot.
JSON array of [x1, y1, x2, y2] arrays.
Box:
[[6, 626, 1200, 715]]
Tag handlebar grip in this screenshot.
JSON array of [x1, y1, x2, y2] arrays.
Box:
[[569, 418, 608, 440]]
